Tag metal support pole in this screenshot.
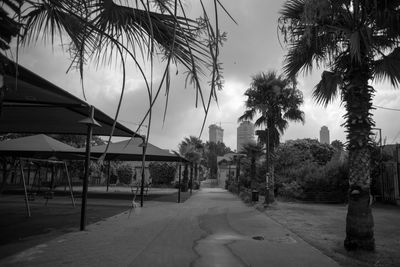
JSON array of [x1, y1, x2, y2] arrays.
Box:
[[178, 163, 182, 203], [190, 163, 193, 195], [140, 138, 146, 207], [19, 159, 31, 217], [237, 157, 241, 194], [106, 160, 111, 192], [80, 106, 96, 231], [64, 162, 75, 208]]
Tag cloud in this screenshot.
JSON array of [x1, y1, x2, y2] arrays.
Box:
[[12, 0, 400, 153]]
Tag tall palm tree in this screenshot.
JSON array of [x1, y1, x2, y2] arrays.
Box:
[[280, 0, 400, 251], [238, 71, 305, 202]]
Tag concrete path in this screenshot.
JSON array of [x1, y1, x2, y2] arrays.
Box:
[[0, 188, 340, 267]]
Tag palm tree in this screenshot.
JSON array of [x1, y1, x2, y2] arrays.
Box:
[[279, 0, 400, 251], [1, 1, 234, 142], [179, 136, 204, 187], [240, 143, 263, 189], [239, 71, 305, 203]]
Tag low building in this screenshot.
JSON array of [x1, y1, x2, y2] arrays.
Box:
[[217, 153, 237, 188]]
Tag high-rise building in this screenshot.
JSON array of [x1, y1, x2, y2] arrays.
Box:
[[320, 126, 330, 144], [209, 124, 224, 143], [237, 121, 255, 152]]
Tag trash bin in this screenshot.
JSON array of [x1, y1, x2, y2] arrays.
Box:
[[251, 190, 259, 202]]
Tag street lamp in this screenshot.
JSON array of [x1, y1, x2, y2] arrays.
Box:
[[78, 105, 101, 231], [138, 136, 147, 207]]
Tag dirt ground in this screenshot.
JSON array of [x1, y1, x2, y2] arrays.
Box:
[[0, 188, 191, 260], [262, 201, 400, 267]]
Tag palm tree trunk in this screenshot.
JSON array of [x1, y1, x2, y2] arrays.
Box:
[[267, 129, 275, 203], [343, 64, 375, 251], [250, 156, 256, 189]]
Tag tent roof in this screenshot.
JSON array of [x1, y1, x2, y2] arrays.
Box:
[[0, 55, 139, 138], [83, 138, 187, 162], [0, 134, 81, 159]]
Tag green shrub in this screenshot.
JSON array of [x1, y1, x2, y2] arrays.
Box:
[[301, 160, 348, 202], [278, 181, 303, 200], [116, 164, 134, 184], [149, 162, 176, 185]]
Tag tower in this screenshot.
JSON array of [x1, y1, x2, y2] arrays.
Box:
[[237, 121, 255, 152], [320, 126, 330, 144], [209, 124, 224, 143]]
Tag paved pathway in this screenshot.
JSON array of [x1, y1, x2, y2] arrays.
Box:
[[0, 188, 340, 266]]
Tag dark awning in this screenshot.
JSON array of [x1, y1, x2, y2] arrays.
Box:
[[0, 55, 140, 138], [0, 134, 82, 160], [81, 138, 187, 162]]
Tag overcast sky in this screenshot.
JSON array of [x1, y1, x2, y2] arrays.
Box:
[[12, 0, 400, 151]]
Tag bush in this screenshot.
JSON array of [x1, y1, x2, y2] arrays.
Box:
[[116, 164, 134, 184], [149, 162, 176, 185], [278, 181, 303, 200]]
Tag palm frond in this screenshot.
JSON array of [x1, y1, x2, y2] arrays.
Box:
[[283, 108, 305, 124], [279, 0, 305, 21], [238, 109, 255, 123], [312, 71, 342, 106], [374, 47, 400, 87]]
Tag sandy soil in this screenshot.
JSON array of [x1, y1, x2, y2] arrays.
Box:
[[262, 201, 400, 267]]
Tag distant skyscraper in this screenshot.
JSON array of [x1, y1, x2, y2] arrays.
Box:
[[320, 126, 330, 144], [209, 124, 224, 143], [237, 121, 255, 152]]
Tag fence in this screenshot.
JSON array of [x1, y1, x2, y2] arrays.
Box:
[[380, 144, 400, 205]]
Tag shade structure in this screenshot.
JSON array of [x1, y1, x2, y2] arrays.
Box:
[[0, 134, 82, 159], [0, 55, 139, 138], [0, 55, 142, 230], [81, 138, 186, 162]]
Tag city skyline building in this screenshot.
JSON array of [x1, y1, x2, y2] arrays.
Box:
[[209, 124, 224, 143], [237, 121, 255, 152], [320, 126, 330, 144]]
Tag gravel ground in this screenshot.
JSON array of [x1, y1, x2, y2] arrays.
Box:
[[261, 201, 400, 267]]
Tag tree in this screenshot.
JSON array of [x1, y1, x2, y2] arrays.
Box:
[[240, 143, 263, 189], [1, 1, 233, 146], [331, 140, 345, 152], [279, 0, 400, 251], [204, 141, 232, 179], [179, 136, 204, 184], [239, 71, 305, 203]]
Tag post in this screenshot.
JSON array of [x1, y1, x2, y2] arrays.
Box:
[[79, 106, 100, 231], [235, 156, 240, 194], [264, 127, 270, 204], [140, 137, 146, 207], [80, 122, 92, 230], [64, 162, 76, 208], [19, 159, 31, 217], [178, 163, 182, 203], [106, 160, 111, 192], [190, 163, 193, 195]]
